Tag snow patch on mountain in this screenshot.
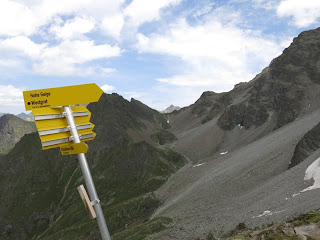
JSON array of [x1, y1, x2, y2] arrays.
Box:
[[302, 157, 320, 192]]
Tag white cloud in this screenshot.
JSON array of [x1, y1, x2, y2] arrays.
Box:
[[0, 36, 47, 59], [251, 0, 279, 10], [192, 2, 215, 18], [136, 17, 285, 90], [101, 84, 115, 93], [0, 36, 121, 77], [98, 67, 116, 76], [121, 91, 147, 100], [0, 0, 37, 36], [0, 0, 130, 77], [0, 85, 24, 107], [124, 0, 181, 27], [277, 0, 320, 27], [0, 0, 185, 40], [0, 0, 93, 37], [34, 40, 121, 76], [44, 40, 121, 63], [0, 59, 21, 68], [49, 16, 96, 40], [0, 0, 126, 38], [102, 14, 125, 39]]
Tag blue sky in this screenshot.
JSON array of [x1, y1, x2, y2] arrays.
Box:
[[0, 0, 320, 114]]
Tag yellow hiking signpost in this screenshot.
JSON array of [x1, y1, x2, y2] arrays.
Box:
[[32, 106, 95, 151], [23, 83, 103, 111], [60, 143, 89, 155], [23, 83, 111, 240]]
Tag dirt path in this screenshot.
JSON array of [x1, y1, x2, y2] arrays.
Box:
[[58, 166, 80, 206]]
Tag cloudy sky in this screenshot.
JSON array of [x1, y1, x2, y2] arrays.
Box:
[[0, 0, 320, 114]]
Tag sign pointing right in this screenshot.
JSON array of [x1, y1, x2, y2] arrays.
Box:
[[23, 83, 103, 111]]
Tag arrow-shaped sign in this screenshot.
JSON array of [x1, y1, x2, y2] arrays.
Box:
[[60, 143, 89, 155], [23, 83, 103, 111]]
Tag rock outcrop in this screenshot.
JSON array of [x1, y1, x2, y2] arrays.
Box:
[[0, 114, 36, 155]]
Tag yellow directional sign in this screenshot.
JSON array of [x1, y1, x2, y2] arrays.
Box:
[[33, 106, 92, 131], [60, 142, 89, 155], [23, 83, 103, 111], [40, 128, 96, 150], [31, 106, 96, 150]]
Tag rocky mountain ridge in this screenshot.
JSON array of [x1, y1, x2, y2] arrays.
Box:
[[161, 105, 181, 114], [167, 27, 320, 162], [0, 114, 36, 155], [16, 112, 34, 121]]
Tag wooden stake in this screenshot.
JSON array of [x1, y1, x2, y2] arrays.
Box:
[[77, 184, 97, 219]]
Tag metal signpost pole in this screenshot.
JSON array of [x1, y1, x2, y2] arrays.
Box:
[[63, 106, 111, 240]]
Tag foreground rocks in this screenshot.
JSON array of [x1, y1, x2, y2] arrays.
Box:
[[222, 210, 320, 240]]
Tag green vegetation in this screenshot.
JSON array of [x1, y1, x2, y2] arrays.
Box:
[[151, 129, 177, 145], [113, 217, 172, 240], [264, 233, 300, 240], [40, 193, 162, 240], [289, 211, 320, 226], [201, 103, 223, 124]]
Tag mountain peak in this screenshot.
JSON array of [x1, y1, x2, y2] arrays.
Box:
[[16, 112, 34, 121], [0, 113, 19, 122], [161, 105, 181, 114]]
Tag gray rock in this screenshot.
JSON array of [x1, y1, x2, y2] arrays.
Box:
[[282, 227, 295, 236], [297, 234, 307, 240], [295, 224, 320, 239]]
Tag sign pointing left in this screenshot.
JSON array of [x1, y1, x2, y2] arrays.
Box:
[[23, 83, 103, 111]]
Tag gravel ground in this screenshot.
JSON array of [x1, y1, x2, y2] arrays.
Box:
[[150, 108, 320, 239], [174, 118, 225, 162]]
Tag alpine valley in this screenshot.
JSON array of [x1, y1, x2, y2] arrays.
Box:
[[1, 27, 320, 240]]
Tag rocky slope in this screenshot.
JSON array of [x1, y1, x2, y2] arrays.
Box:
[[151, 108, 320, 240], [218, 27, 320, 132], [289, 121, 320, 169], [146, 27, 320, 239], [167, 27, 320, 162], [223, 210, 320, 240], [0, 114, 36, 155]]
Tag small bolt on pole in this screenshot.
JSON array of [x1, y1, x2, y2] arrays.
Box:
[[63, 106, 111, 240]]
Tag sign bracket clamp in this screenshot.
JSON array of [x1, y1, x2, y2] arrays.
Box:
[[91, 198, 101, 206]]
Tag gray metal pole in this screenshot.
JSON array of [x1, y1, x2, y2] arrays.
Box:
[[64, 106, 111, 240]]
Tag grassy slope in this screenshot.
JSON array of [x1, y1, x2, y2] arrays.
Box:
[[0, 93, 185, 239]]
